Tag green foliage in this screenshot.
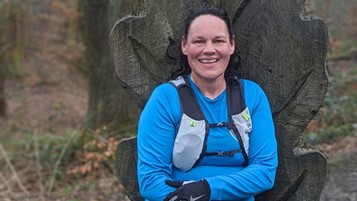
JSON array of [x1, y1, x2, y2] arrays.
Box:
[[328, 38, 357, 61], [52, 185, 73, 197], [302, 60, 357, 146], [1, 130, 81, 170], [303, 123, 356, 145], [0, 126, 123, 197], [326, 155, 345, 167], [323, 91, 357, 125], [341, 39, 357, 51], [110, 119, 138, 138]]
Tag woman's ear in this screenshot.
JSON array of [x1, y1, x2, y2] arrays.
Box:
[[230, 35, 236, 55], [181, 36, 188, 55]]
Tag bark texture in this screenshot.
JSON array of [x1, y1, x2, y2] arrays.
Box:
[[0, 73, 5, 117], [82, 0, 139, 131], [116, 137, 142, 201], [110, 0, 329, 200]]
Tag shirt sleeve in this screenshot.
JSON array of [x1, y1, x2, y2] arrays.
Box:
[[205, 80, 278, 200], [137, 83, 181, 200]]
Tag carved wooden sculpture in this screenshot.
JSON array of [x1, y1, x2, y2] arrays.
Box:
[[110, 0, 329, 200]]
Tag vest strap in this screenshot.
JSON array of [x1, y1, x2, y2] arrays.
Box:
[[226, 79, 249, 166], [208, 122, 229, 128], [205, 149, 242, 157]]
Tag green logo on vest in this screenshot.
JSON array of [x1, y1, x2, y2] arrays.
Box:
[[190, 120, 196, 127], [242, 113, 250, 121]]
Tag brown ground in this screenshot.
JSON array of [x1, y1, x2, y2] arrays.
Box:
[[318, 58, 357, 201], [320, 150, 357, 201]]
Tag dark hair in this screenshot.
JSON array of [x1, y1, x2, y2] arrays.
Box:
[[166, 3, 240, 81]]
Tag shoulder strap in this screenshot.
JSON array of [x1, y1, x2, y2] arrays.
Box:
[[227, 77, 246, 115], [227, 77, 249, 166], [169, 76, 205, 120], [169, 76, 208, 169]]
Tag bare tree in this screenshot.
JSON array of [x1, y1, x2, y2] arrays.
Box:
[[80, 0, 141, 132], [0, 1, 27, 117]]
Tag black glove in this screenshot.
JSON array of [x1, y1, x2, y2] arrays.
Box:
[[164, 180, 210, 201]]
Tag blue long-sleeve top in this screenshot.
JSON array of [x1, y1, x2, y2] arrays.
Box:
[[137, 76, 278, 201]]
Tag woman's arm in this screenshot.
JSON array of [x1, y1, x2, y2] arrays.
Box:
[[137, 83, 181, 200]]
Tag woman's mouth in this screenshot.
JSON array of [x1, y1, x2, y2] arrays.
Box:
[[199, 59, 219, 64]]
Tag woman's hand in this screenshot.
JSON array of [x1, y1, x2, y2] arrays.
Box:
[[164, 180, 211, 201]]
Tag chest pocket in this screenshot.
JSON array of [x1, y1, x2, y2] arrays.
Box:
[[232, 107, 252, 156], [172, 114, 206, 172]]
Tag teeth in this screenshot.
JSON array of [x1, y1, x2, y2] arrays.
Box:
[[200, 59, 218, 63]]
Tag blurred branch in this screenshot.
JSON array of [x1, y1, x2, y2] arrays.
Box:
[[47, 131, 78, 194], [0, 143, 30, 199], [0, 171, 15, 199], [33, 130, 46, 201]]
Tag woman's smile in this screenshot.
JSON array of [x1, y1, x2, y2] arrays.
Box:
[[181, 14, 235, 83], [199, 58, 219, 64]]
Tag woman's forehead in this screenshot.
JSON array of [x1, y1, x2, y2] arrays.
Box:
[[188, 15, 229, 37]]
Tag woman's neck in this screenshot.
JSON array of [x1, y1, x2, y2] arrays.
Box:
[[190, 75, 226, 99]]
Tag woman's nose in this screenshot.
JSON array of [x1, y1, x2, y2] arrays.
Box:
[[203, 41, 215, 54]]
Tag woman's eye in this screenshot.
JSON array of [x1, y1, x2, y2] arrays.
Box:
[[215, 40, 225, 44], [193, 40, 204, 44]]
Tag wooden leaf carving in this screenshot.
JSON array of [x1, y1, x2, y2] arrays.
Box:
[[110, 0, 329, 200], [110, 0, 245, 109], [233, 1, 328, 200]]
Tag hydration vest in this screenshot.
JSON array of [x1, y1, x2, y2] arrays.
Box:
[[169, 76, 252, 172]]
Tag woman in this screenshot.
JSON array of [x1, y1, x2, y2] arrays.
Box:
[[137, 4, 277, 201]]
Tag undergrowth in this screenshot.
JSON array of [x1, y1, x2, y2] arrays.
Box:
[[302, 47, 357, 146], [0, 124, 136, 200]]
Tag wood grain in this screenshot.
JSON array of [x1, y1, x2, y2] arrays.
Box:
[[110, 0, 329, 200]]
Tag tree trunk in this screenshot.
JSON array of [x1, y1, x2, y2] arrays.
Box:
[[0, 4, 7, 118], [322, 0, 331, 20], [81, 0, 139, 132], [0, 72, 5, 117]]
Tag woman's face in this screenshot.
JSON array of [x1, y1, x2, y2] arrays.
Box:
[[181, 15, 235, 83]]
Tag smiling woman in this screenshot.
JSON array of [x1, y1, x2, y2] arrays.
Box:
[[136, 3, 278, 201], [181, 15, 235, 99]]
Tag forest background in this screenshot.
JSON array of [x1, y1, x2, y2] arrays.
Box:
[[0, 0, 356, 200]]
